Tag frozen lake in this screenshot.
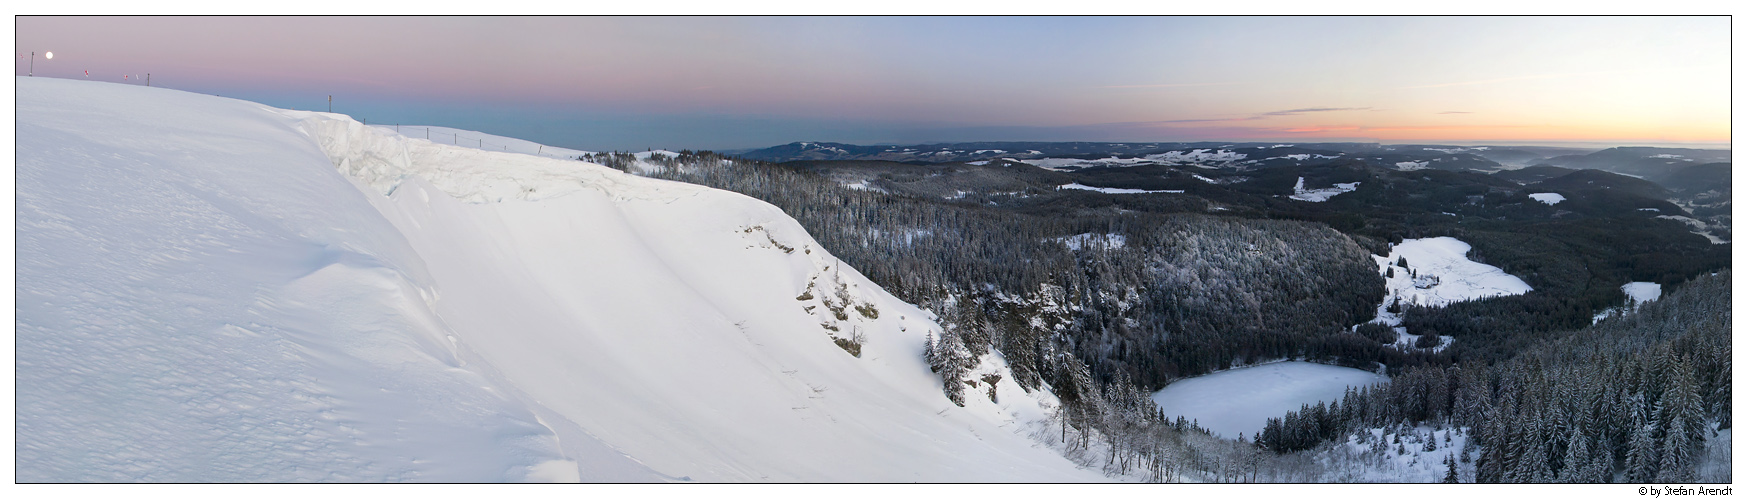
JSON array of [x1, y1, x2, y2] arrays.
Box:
[[1149, 361, 1388, 440]]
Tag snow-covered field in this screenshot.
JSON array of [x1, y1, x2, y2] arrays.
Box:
[[1058, 183, 1183, 194], [1372, 237, 1532, 309], [1528, 192, 1565, 205], [1593, 281, 1667, 324], [1621, 281, 1662, 305], [16, 77, 1104, 482], [1149, 362, 1387, 440], [1290, 177, 1360, 202]]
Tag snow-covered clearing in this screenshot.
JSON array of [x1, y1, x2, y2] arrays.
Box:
[[1657, 215, 1730, 244], [1058, 183, 1183, 194], [1057, 233, 1126, 251], [1149, 362, 1387, 440], [1372, 237, 1532, 310], [1528, 192, 1565, 205], [1593, 282, 1666, 324], [1621, 281, 1662, 305], [16, 77, 1104, 482], [1395, 161, 1429, 171], [1289, 177, 1360, 202], [842, 179, 889, 194]]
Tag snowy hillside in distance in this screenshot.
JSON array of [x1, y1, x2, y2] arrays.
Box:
[[16, 77, 1104, 483], [1058, 183, 1184, 194], [1290, 177, 1360, 202]]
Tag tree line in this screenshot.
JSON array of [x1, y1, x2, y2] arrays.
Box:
[[1258, 271, 1730, 482]]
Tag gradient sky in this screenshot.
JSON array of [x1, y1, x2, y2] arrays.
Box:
[[15, 16, 1731, 151]]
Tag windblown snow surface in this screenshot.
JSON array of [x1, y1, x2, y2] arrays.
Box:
[[16, 78, 1104, 482]]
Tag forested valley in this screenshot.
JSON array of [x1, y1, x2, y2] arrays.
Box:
[[584, 150, 1729, 482]]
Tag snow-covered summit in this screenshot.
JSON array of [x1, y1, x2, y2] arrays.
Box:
[[16, 77, 1100, 482]]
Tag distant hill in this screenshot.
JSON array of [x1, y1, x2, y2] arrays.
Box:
[[1531, 168, 1671, 200], [735, 142, 1640, 175], [1493, 165, 1576, 184], [732, 141, 1383, 164], [1650, 162, 1731, 195], [1542, 147, 1730, 178]]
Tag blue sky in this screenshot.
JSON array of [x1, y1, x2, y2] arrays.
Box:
[[17, 16, 1730, 151]]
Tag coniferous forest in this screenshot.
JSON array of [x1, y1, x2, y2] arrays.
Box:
[[589, 150, 1729, 483]]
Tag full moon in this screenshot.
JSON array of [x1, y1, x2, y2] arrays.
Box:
[[44, 52, 52, 59]]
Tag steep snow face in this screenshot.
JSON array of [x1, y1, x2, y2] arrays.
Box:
[[1149, 362, 1386, 440], [17, 78, 1101, 482]]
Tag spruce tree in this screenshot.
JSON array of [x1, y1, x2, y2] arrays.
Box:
[[1559, 425, 1593, 483], [1625, 419, 1659, 483]]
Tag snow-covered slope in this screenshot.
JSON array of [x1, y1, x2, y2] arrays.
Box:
[[16, 77, 1102, 482]]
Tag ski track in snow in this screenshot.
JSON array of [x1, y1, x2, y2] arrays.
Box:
[[16, 77, 1105, 483]]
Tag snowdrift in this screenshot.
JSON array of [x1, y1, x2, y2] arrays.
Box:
[[16, 77, 1100, 482]]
